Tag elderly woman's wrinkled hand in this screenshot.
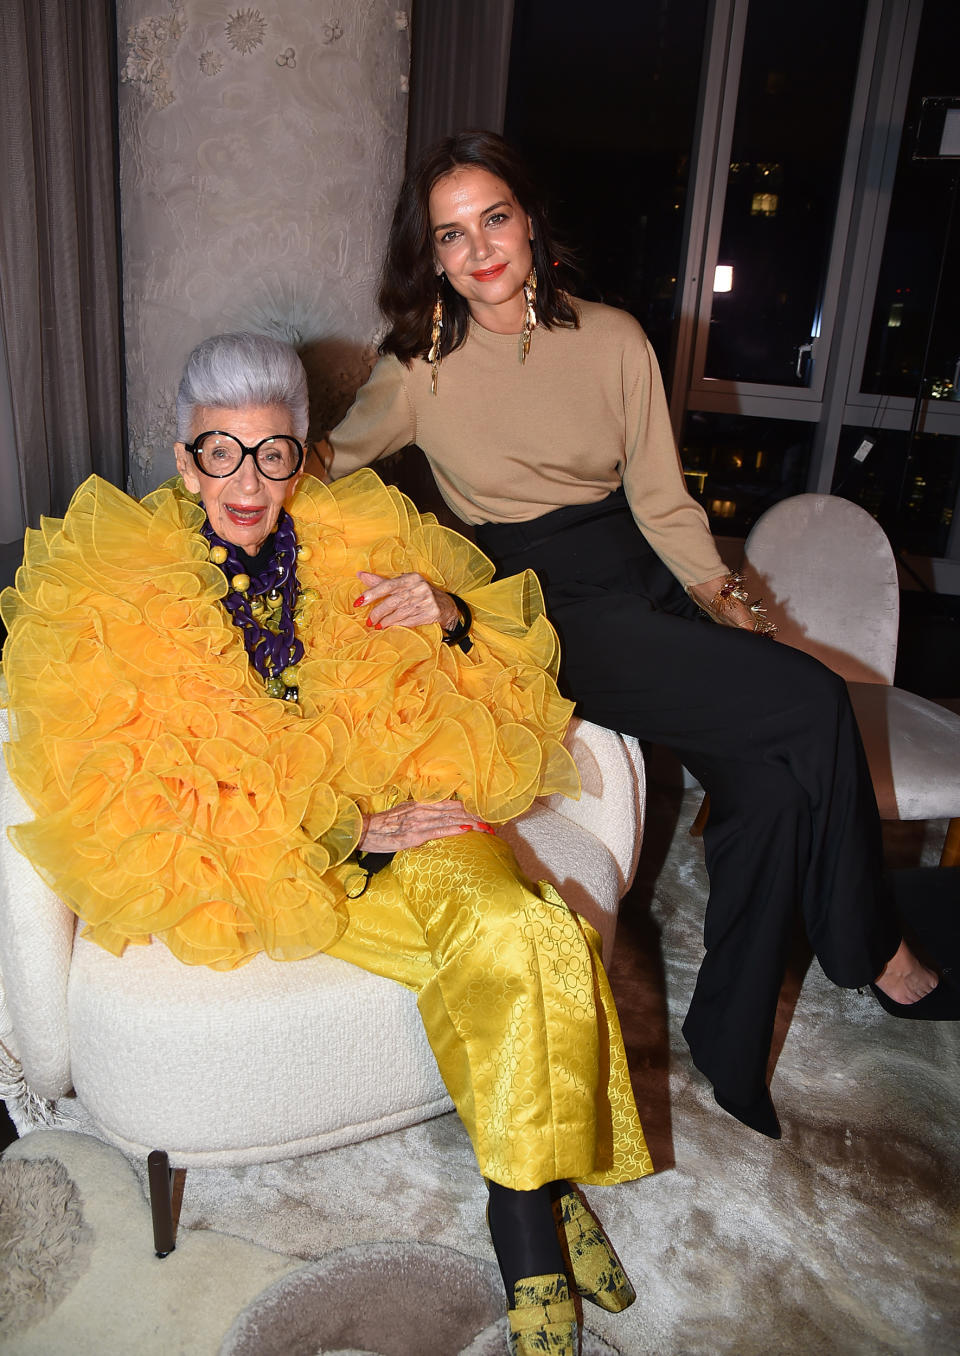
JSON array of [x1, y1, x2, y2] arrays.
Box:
[[356, 570, 460, 632], [359, 800, 495, 852]]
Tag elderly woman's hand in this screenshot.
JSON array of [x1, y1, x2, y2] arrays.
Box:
[[359, 800, 495, 852], [356, 570, 460, 632]]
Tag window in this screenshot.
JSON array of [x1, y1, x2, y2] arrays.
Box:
[[702, 2, 867, 386], [505, 0, 708, 377], [504, 0, 960, 569], [835, 427, 959, 557], [860, 12, 960, 399], [682, 411, 813, 536], [834, 0, 960, 574]]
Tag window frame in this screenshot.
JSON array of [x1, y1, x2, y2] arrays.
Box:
[[670, 0, 960, 584]]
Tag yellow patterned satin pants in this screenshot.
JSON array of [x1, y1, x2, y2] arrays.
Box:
[[328, 832, 653, 1191]]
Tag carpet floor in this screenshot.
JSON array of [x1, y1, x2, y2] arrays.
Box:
[[1, 784, 957, 1355]]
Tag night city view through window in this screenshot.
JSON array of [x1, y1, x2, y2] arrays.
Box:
[[506, 0, 960, 556], [701, 2, 866, 389], [848, 1, 960, 559], [505, 0, 708, 366]]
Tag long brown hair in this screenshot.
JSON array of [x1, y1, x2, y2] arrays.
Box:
[[379, 130, 579, 365]]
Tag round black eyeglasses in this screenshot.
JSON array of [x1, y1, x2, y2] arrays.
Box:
[[185, 431, 305, 481]]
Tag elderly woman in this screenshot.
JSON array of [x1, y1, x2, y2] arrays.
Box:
[[1, 332, 651, 1355]]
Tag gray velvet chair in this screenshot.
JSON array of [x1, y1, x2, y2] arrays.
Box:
[[742, 493, 960, 867]]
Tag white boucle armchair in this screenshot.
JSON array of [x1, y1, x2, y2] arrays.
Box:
[[0, 711, 644, 1253]]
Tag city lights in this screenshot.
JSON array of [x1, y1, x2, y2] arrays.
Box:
[[714, 264, 733, 292]]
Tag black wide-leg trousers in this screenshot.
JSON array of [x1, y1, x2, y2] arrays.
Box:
[[476, 491, 901, 1102]]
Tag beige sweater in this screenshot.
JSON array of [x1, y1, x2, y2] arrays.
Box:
[[329, 298, 725, 587]]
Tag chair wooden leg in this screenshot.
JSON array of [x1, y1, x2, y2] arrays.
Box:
[[940, 817, 960, 868], [147, 1149, 177, 1257], [689, 792, 710, 838]]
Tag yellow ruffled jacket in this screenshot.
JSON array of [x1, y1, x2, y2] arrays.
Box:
[[1, 471, 577, 970]]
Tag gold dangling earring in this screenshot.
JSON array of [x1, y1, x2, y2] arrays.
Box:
[[428, 281, 445, 395], [520, 265, 538, 364]]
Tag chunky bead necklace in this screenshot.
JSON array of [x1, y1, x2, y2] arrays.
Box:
[[202, 509, 312, 701]]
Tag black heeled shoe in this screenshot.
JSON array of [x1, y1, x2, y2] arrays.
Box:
[[713, 1086, 781, 1139], [874, 869, 960, 1020], [869, 973, 959, 1021]]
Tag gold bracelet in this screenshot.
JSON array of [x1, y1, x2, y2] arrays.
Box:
[[707, 572, 778, 637], [710, 571, 750, 614], [750, 604, 778, 637]]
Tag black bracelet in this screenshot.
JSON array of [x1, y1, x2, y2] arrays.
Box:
[[442, 593, 473, 653], [358, 850, 396, 874], [345, 848, 396, 898]]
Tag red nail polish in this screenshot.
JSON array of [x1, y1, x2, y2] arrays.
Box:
[[366, 618, 373, 627], [459, 824, 472, 830], [354, 595, 365, 607], [374, 622, 382, 630]]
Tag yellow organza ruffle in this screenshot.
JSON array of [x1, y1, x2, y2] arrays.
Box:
[[289, 469, 577, 820], [0, 471, 578, 969]]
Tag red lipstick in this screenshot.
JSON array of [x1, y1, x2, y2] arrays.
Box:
[[224, 504, 266, 525], [471, 263, 508, 281]]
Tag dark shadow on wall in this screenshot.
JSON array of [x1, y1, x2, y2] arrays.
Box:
[[299, 335, 469, 536], [299, 336, 379, 440]]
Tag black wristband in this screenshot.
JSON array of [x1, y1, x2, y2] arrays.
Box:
[[442, 593, 473, 653], [358, 850, 396, 874], [346, 848, 396, 898]]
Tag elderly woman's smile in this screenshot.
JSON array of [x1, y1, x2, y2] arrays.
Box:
[[174, 402, 302, 554]]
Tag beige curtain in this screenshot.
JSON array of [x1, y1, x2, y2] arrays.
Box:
[[0, 0, 124, 543], [407, 0, 515, 162]]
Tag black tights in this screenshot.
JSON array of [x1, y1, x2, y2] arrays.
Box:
[[486, 1180, 566, 1304]]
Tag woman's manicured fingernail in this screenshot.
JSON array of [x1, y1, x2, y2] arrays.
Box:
[[459, 824, 472, 831], [354, 595, 365, 607], [374, 622, 382, 630], [366, 618, 374, 627]]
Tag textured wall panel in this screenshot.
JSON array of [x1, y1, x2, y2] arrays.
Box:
[[117, 0, 409, 493]]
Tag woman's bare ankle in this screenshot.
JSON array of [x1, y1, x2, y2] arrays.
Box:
[[874, 939, 939, 1005]]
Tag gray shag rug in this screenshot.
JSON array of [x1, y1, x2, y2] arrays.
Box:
[[218, 1242, 619, 1356], [0, 1156, 92, 1340], [1, 782, 958, 1355]]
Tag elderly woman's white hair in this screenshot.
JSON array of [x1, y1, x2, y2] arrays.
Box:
[[176, 332, 309, 441]]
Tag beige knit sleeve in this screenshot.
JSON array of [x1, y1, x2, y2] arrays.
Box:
[[620, 332, 725, 588], [328, 354, 417, 479]]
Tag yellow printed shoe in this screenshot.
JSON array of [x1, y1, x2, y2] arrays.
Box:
[[508, 1272, 580, 1355], [555, 1189, 636, 1313]]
